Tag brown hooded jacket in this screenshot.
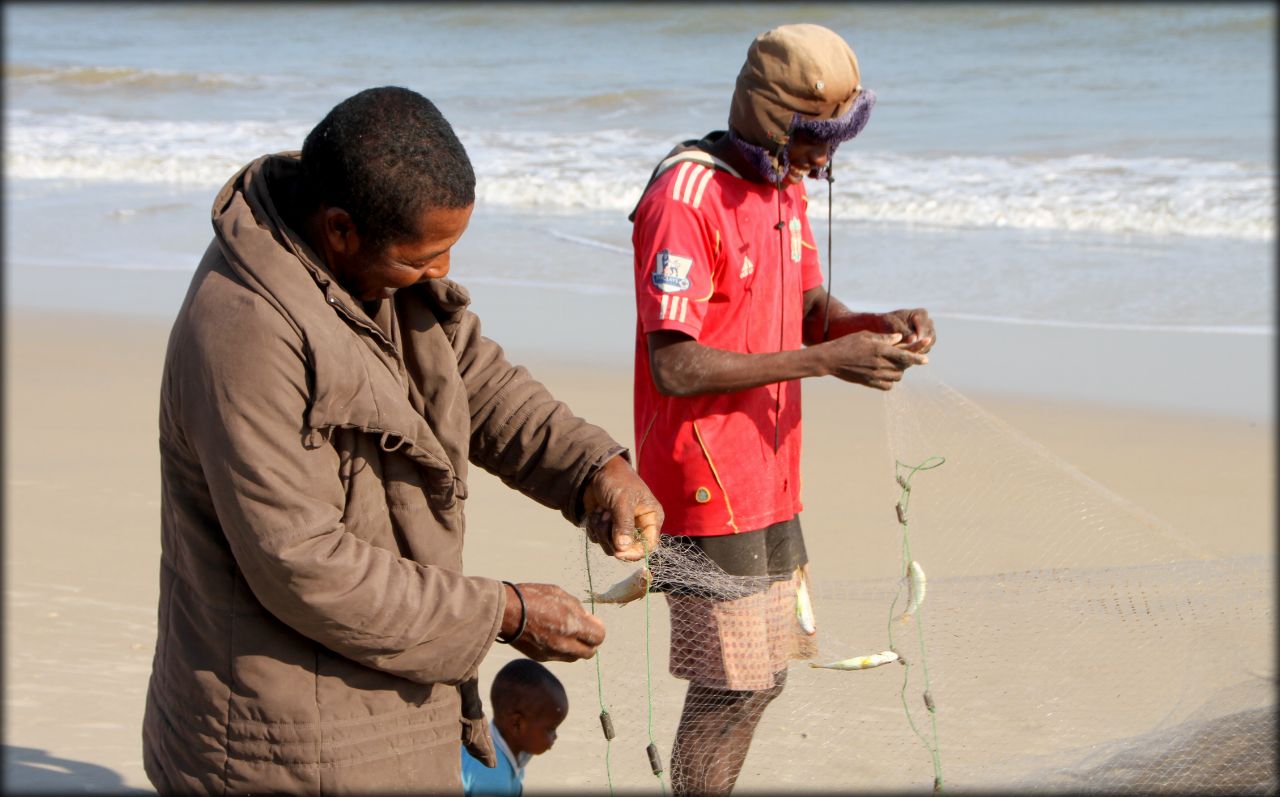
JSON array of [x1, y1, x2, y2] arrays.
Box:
[[143, 152, 621, 793]]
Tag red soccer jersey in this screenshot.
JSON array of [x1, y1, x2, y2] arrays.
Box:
[[632, 157, 824, 537]]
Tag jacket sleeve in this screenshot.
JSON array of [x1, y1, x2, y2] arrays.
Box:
[[450, 307, 624, 526], [174, 290, 503, 685]]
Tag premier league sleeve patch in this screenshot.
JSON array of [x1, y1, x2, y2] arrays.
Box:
[[652, 250, 694, 293]]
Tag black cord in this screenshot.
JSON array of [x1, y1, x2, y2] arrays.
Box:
[[823, 160, 834, 342], [773, 174, 787, 452], [496, 580, 527, 644]]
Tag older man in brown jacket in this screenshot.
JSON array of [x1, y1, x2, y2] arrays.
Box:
[[142, 86, 662, 794]]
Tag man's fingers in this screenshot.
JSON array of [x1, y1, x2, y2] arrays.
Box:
[[884, 345, 928, 368], [578, 612, 607, 644], [555, 616, 605, 661], [635, 510, 661, 552], [543, 644, 596, 663], [605, 500, 664, 561], [611, 540, 653, 562], [895, 334, 929, 353], [908, 311, 935, 353], [515, 587, 608, 662], [613, 507, 662, 550], [518, 640, 595, 663], [612, 530, 662, 562], [611, 514, 634, 551], [612, 546, 644, 563], [635, 509, 660, 531]]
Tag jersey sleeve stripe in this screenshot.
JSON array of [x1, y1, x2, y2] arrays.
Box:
[[671, 161, 694, 201], [681, 164, 705, 204], [691, 167, 715, 209]]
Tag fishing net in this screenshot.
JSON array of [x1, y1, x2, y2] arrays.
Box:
[[571, 373, 1275, 794]]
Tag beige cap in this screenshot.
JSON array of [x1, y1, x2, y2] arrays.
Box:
[[728, 23, 863, 154]]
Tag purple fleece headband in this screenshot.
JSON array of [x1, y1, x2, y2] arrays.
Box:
[[731, 88, 877, 183]]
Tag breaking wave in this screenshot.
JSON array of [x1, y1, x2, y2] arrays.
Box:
[[5, 110, 1273, 241]]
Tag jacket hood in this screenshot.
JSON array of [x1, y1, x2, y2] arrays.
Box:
[[210, 151, 348, 324], [728, 24, 876, 183], [208, 152, 475, 503]]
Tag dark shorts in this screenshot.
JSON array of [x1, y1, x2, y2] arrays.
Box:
[[649, 516, 808, 601], [666, 516, 808, 578]]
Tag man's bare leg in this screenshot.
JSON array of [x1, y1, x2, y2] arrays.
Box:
[[668, 670, 786, 796]]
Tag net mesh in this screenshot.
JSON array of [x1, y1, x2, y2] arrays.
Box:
[[572, 374, 1275, 794]]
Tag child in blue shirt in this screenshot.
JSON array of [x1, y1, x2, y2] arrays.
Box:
[[462, 659, 568, 796]]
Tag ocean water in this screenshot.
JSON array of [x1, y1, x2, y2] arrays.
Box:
[[4, 3, 1274, 337]]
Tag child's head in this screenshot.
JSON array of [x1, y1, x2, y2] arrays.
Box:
[[490, 659, 569, 757]]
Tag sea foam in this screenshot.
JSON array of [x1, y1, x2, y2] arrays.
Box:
[[5, 110, 1272, 241]]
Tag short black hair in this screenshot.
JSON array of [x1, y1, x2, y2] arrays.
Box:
[[300, 86, 475, 250], [490, 659, 566, 718]]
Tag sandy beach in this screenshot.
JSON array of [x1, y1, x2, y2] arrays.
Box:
[[3, 304, 1272, 793]]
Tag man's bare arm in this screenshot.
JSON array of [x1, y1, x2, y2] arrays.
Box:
[[801, 286, 936, 353], [647, 326, 925, 397]]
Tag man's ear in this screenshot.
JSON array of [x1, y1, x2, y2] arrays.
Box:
[[321, 207, 361, 256]]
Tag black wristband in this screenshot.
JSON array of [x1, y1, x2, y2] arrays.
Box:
[[496, 581, 526, 644]]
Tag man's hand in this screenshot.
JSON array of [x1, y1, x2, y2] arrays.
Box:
[[582, 455, 663, 561], [879, 308, 936, 354], [502, 582, 606, 662], [815, 330, 928, 390]]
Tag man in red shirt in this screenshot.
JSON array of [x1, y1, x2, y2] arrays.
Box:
[[630, 24, 935, 795]]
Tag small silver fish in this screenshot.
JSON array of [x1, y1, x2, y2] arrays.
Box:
[[795, 565, 817, 635], [896, 560, 927, 622], [809, 650, 900, 671], [583, 567, 651, 605]]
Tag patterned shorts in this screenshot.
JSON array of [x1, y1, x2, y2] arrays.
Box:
[[666, 568, 819, 691]]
